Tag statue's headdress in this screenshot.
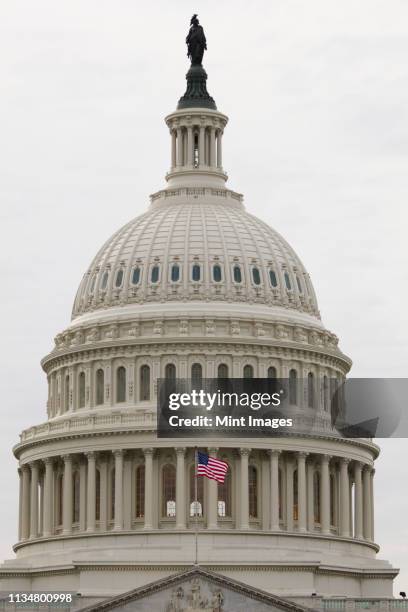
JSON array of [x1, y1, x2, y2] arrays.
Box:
[[190, 14, 199, 25]]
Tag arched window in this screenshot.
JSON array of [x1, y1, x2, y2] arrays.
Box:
[[140, 365, 150, 401], [57, 474, 63, 526], [64, 374, 70, 412], [243, 364, 254, 379], [165, 363, 176, 380], [248, 466, 258, 518], [289, 369, 297, 404], [192, 264, 201, 281], [101, 271, 109, 290], [96, 368, 104, 406], [296, 276, 303, 293], [284, 272, 292, 290], [323, 375, 329, 412], [252, 267, 261, 285], [217, 363, 229, 379], [131, 267, 141, 285], [190, 464, 204, 517], [171, 264, 180, 282], [73, 471, 80, 523], [330, 473, 335, 526], [115, 269, 124, 288], [293, 469, 298, 521], [151, 265, 159, 283], [233, 265, 242, 283], [268, 366, 277, 379], [135, 465, 145, 518], [95, 469, 101, 521], [191, 363, 202, 386], [218, 465, 231, 517], [78, 372, 86, 409], [213, 264, 222, 282], [116, 366, 126, 403], [162, 465, 176, 517], [308, 372, 315, 408], [110, 468, 115, 521], [269, 269, 278, 287], [313, 471, 321, 523]]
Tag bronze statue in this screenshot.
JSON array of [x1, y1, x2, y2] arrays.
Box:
[[186, 14, 207, 65]]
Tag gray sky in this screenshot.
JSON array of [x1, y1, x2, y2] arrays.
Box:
[[0, 0, 407, 596]]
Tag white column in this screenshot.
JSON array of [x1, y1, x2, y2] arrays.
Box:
[[43, 458, 53, 537], [187, 126, 193, 166], [297, 452, 307, 533], [363, 466, 372, 540], [199, 126, 205, 166], [86, 452, 96, 533], [18, 469, 23, 541], [171, 129, 177, 168], [216, 130, 223, 168], [320, 454, 330, 535], [307, 460, 314, 532], [123, 455, 132, 531], [269, 450, 280, 531], [62, 455, 73, 535], [143, 448, 154, 529], [370, 468, 375, 541], [354, 461, 363, 539], [99, 456, 108, 530], [79, 460, 87, 531], [176, 127, 183, 166], [239, 448, 250, 529], [339, 458, 350, 537], [285, 456, 294, 532], [21, 465, 30, 540], [207, 447, 219, 529], [209, 128, 216, 167], [176, 448, 186, 529], [113, 450, 124, 531], [29, 462, 39, 539]]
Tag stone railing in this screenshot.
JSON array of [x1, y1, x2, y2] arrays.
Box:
[[19, 410, 156, 443], [320, 600, 408, 611]]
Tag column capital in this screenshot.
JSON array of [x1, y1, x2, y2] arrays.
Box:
[[320, 454, 331, 464], [363, 463, 373, 473], [354, 460, 363, 472], [61, 454, 72, 463], [239, 448, 251, 457], [297, 451, 309, 460], [267, 449, 281, 458], [143, 447, 155, 457], [340, 457, 351, 465], [85, 451, 96, 461], [28, 460, 40, 470], [43, 457, 54, 466], [21, 463, 30, 473], [113, 449, 124, 459], [175, 447, 187, 456], [208, 447, 219, 455]]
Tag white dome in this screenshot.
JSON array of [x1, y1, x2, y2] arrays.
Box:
[[72, 193, 320, 321]]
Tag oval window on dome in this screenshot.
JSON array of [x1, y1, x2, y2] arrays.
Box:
[[115, 269, 124, 288], [213, 265, 222, 283], [296, 275, 303, 293], [284, 272, 292, 290], [233, 265, 242, 283], [269, 269, 278, 287], [252, 267, 261, 286], [192, 264, 201, 281], [151, 265, 160, 283], [171, 264, 180, 282], [132, 267, 141, 285], [89, 275, 96, 293], [101, 271, 109, 290]]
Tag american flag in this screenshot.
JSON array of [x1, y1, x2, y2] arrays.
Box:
[[196, 451, 228, 483]]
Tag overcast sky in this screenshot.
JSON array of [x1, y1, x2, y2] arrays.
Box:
[[0, 0, 407, 597]]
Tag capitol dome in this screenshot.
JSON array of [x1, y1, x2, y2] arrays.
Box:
[[72, 196, 320, 321], [0, 21, 397, 610]]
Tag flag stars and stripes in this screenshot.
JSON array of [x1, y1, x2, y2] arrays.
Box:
[[196, 451, 228, 483]]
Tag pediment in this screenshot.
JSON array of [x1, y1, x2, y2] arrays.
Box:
[[78, 566, 312, 612]]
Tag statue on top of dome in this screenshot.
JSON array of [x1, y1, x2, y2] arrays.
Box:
[[186, 14, 207, 66]]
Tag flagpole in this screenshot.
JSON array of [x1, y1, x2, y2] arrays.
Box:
[[194, 446, 198, 566]]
